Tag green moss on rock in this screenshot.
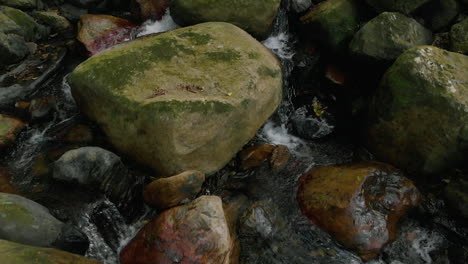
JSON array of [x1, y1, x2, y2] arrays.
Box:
[[365, 0, 430, 14], [450, 18, 468, 54], [171, 0, 281, 39], [367, 46, 468, 176], [300, 0, 363, 54], [69, 22, 282, 176]]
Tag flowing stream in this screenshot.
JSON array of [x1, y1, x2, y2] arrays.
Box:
[[2, 3, 467, 264]]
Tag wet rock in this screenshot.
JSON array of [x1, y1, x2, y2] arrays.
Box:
[[367, 46, 468, 175], [132, 0, 170, 21], [0, 45, 66, 107], [120, 195, 231, 264], [171, 0, 281, 39], [292, 0, 312, 13], [0, 114, 25, 150], [0, 166, 16, 193], [239, 144, 276, 170], [297, 161, 421, 260], [0, 0, 43, 10], [0, 239, 100, 264], [222, 193, 249, 264], [0, 192, 89, 253], [291, 106, 335, 139], [0, 6, 49, 41], [52, 147, 135, 205], [450, 18, 468, 54], [68, 0, 101, 8], [270, 145, 290, 170], [0, 32, 29, 67], [29, 96, 56, 121], [69, 22, 282, 177], [349, 12, 432, 62], [31, 10, 72, 33], [365, 0, 430, 14], [444, 179, 468, 220], [300, 0, 363, 54], [143, 170, 205, 209], [77, 14, 136, 56]]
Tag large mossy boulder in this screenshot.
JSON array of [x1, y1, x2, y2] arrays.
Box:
[[0, 192, 88, 253], [300, 0, 363, 54], [0, 239, 100, 264], [0, 32, 29, 66], [365, 0, 430, 14], [367, 46, 468, 176], [69, 22, 282, 177], [450, 18, 468, 54], [297, 162, 420, 260], [0, 0, 42, 10], [350, 12, 432, 62], [171, 0, 281, 39]]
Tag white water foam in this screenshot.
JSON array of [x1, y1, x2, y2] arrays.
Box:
[[137, 9, 179, 37], [262, 32, 295, 60], [260, 121, 312, 158]]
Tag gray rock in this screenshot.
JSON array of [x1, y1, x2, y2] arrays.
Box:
[[450, 18, 468, 54], [0, 32, 29, 67], [429, 0, 460, 32], [291, 106, 335, 139], [0, 192, 88, 254], [292, 0, 312, 13], [53, 147, 137, 205], [350, 12, 433, 62]]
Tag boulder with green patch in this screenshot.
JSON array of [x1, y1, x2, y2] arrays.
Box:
[[0, 192, 88, 253], [350, 12, 432, 62], [0, 0, 43, 10], [300, 0, 363, 54], [69, 22, 282, 177], [0, 5, 49, 41], [31, 10, 71, 33], [450, 18, 468, 54], [365, 0, 430, 14], [367, 46, 468, 176], [171, 0, 281, 39], [0, 239, 100, 264]]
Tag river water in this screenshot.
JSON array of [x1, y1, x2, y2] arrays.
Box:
[[2, 3, 467, 264]]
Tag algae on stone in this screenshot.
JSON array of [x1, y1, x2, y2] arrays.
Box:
[[350, 12, 432, 62], [69, 22, 282, 176], [171, 0, 281, 39], [450, 18, 468, 54], [367, 46, 468, 176], [300, 0, 363, 54]]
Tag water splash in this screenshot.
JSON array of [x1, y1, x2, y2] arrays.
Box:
[[263, 32, 295, 60], [137, 9, 179, 37]]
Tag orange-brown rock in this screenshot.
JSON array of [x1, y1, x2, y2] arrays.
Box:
[[270, 145, 290, 170], [64, 124, 93, 144], [0, 114, 26, 149], [238, 144, 275, 170], [132, 0, 171, 21], [120, 195, 231, 264], [77, 15, 136, 56], [143, 170, 205, 209], [0, 166, 16, 194], [297, 161, 420, 260]]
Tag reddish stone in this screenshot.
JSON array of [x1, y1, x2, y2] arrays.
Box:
[[120, 195, 231, 264], [0, 114, 26, 150], [77, 15, 136, 56], [297, 161, 420, 260]]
